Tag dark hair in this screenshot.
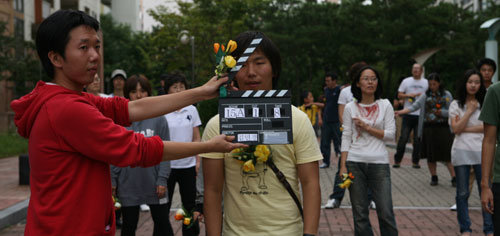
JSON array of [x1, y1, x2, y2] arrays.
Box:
[[455, 69, 486, 109], [230, 31, 281, 88], [325, 72, 338, 80], [477, 58, 497, 73], [301, 91, 311, 103], [36, 10, 99, 79], [351, 66, 383, 102], [163, 73, 188, 93], [124, 74, 152, 99], [425, 72, 444, 96], [348, 61, 368, 83]]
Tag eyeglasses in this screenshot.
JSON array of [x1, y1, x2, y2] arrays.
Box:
[[360, 77, 378, 82]]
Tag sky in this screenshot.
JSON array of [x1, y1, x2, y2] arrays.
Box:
[[143, 0, 182, 32]]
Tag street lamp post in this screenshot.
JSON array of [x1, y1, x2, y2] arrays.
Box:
[[179, 30, 195, 86]]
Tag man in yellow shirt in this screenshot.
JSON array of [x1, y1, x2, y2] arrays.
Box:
[[201, 31, 322, 236]]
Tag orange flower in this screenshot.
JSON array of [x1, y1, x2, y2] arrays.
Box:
[[348, 172, 354, 179], [436, 103, 441, 109], [213, 43, 220, 54], [221, 44, 225, 52], [174, 209, 185, 221]]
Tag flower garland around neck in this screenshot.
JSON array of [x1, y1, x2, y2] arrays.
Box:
[[231, 145, 272, 172]]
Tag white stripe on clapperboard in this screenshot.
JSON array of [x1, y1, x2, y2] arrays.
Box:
[[253, 90, 265, 97], [277, 90, 288, 97], [242, 91, 253, 97], [265, 90, 276, 97]]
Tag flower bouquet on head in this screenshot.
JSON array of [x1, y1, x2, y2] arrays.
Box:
[[231, 145, 271, 172], [174, 207, 196, 228], [338, 172, 354, 189]]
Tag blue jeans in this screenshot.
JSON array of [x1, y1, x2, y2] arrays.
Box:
[[455, 165, 494, 234], [394, 115, 420, 164], [320, 122, 341, 167], [347, 161, 398, 236]]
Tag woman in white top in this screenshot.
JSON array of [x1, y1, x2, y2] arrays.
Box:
[[163, 73, 202, 236], [339, 66, 397, 236], [449, 69, 492, 236]]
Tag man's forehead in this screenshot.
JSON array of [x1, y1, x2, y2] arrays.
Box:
[[481, 64, 494, 70], [69, 25, 100, 42]]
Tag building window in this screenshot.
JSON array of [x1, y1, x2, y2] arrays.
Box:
[[13, 0, 24, 12]]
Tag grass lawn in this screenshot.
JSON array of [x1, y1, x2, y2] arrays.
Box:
[[0, 132, 28, 158]]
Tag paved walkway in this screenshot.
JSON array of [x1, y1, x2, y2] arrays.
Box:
[[0, 144, 487, 235]]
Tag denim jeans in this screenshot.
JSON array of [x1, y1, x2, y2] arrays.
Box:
[[330, 159, 374, 201], [394, 115, 420, 164], [347, 161, 398, 236], [454, 165, 493, 234], [320, 122, 341, 167]]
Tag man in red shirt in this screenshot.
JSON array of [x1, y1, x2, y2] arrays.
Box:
[[10, 9, 245, 235]]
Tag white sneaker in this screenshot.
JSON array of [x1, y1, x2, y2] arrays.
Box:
[[369, 201, 376, 209], [450, 204, 457, 211], [325, 198, 340, 209], [140, 204, 150, 212]]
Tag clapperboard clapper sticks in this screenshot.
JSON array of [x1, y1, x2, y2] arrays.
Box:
[[218, 37, 293, 145]]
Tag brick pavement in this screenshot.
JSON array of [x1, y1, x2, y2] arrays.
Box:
[[0, 145, 488, 235]]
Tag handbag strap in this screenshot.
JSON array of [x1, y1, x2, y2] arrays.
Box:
[[266, 158, 304, 219]]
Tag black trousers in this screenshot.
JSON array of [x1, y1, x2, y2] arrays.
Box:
[[166, 167, 200, 236], [121, 204, 172, 236]]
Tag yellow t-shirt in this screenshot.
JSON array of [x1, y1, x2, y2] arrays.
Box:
[[298, 104, 319, 126], [201, 106, 322, 236]]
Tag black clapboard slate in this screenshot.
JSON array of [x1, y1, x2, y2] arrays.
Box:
[[219, 90, 293, 145]]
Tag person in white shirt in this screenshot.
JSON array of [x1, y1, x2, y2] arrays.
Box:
[[163, 73, 202, 235], [339, 66, 397, 235], [393, 63, 428, 168], [449, 69, 492, 236]]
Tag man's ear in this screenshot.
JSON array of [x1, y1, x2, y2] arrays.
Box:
[[48, 51, 63, 69]]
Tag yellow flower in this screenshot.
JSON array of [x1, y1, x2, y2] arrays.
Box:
[[255, 151, 268, 163], [226, 40, 237, 53], [255, 145, 270, 156], [338, 179, 352, 189], [213, 43, 220, 54], [243, 160, 255, 172], [224, 55, 236, 68], [231, 148, 242, 154], [183, 217, 191, 225]]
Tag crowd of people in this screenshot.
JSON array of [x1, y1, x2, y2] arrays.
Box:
[[10, 9, 500, 236]]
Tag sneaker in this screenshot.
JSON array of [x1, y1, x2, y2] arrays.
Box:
[[450, 204, 457, 211], [369, 201, 376, 209], [140, 204, 150, 212], [430, 175, 438, 186], [451, 177, 457, 187], [392, 163, 400, 168], [412, 163, 421, 169], [319, 163, 329, 169], [325, 198, 341, 209]]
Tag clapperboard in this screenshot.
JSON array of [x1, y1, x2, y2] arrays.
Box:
[[219, 90, 293, 145], [218, 35, 293, 144]]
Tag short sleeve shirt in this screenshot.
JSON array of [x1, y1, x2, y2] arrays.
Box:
[[398, 77, 428, 116], [338, 86, 353, 105], [200, 106, 322, 235], [323, 86, 341, 123], [449, 100, 483, 166], [164, 105, 201, 168], [479, 83, 500, 182]]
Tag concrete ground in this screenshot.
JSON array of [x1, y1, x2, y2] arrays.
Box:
[[0, 144, 487, 235]]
